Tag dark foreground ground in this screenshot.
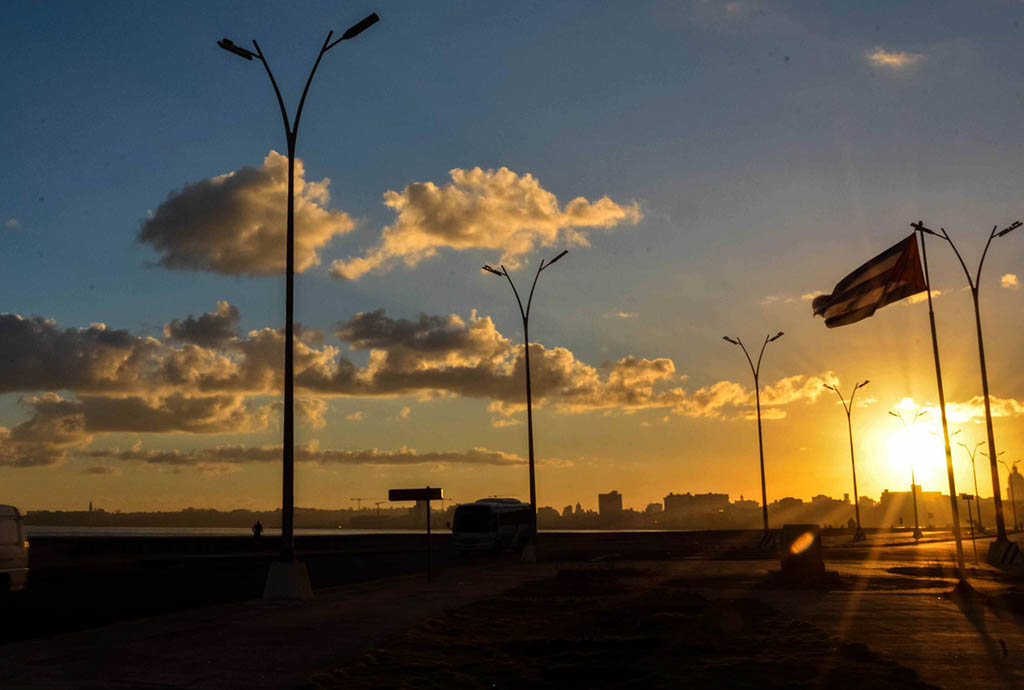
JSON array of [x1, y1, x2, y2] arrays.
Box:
[[306, 566, 939, 690]]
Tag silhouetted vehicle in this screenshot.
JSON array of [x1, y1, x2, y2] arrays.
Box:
[[451, 498, 532, 553], [0, 505, 28, 594]]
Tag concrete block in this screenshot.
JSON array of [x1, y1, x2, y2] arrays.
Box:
[[263, 560, 313, 600]]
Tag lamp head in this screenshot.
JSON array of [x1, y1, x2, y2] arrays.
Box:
[[341, 13, 380, 41], [888, 411, 900, 418], [217, 38, 255, 60], [769, 331, 784, 342], [548, 249, 569, 265], [722, 336, 739, 345], [482, 265, 504, 277], [996, 220, 1022, 238]]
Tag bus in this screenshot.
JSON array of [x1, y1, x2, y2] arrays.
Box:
[[451, 498, 533, 553], [0, 505, 28, 594]]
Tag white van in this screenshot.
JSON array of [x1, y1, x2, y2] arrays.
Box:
[[451, 498, 533, 553], [0, 505, 29, 593]]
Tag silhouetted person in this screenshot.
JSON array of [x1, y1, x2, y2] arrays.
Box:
[[252, 520, 263, 539]]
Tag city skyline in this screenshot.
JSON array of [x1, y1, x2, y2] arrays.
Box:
[[4, 2, 1024, 514]]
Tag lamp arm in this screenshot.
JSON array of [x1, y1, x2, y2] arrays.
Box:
[[975, 227, 997, 287], [253, 41, 293, 137], [524, 260, 546, 322], [291, 31, 334, 139], [941, 227, 976, 292], [501, 266, 527, 324]]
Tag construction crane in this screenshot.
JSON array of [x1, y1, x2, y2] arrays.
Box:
[[349, 497, 374, 511]]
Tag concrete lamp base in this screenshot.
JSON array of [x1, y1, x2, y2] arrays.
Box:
[[263, 560, 314, 600]]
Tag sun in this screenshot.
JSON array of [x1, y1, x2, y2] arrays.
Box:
[[880, 398, 945, 491]]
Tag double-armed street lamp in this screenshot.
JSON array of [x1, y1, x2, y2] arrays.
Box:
[[824, 380, 870, 541], [482, 251, 569, 562], [998, 458, 1021, 532], [217, 13, 380, 597], [722, 332, 784, 532], [915, 220, 1022, 543], [889, 408, 928, 540], [959, 439, 986, 534]]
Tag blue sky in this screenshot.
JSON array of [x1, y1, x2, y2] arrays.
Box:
[[3, 1, 1024, 512]]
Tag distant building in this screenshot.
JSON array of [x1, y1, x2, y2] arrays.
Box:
[[644, 502, 663, 514], [598, 491, 623, 517], [664, 492, 729, 514], [562, 505, 573, 518]]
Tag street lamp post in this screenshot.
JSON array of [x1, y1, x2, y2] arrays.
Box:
[[482, 251, 569, 562], [824, 380, 870, 541], [722, 332, 784, 532], [959, 440, 986, 534], [917, 220, 1022, 543], [998, 459, 1020, 532], [889, 408, 928, 540], [217, 13, 380, 598]]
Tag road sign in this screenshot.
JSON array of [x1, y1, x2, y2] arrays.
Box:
[[388, 486, 443, 581], [389, 487, 443, 501]]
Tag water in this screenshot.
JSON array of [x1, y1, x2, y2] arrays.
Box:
[[24, 526, 421, 538]]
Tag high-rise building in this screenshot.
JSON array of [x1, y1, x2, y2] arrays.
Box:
[[598, 490, 623, 516]]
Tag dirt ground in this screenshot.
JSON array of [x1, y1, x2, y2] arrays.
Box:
[[305, 566, 941, 690]]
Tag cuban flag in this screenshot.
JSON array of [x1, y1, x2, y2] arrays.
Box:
[[812, 234, 928, 328]]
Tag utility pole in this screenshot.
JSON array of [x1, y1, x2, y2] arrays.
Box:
[[481, 251, 570, 562], [217, 12, 380, 599], [723, 332, 784, 532], [825, 380, 870, 541], [924, 220, 1022, 543]]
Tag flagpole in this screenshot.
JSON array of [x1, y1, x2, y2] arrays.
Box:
[[913, 222, 967, 579]]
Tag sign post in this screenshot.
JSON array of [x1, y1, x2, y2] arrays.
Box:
[[389, 486, 443, 581], [961, 493, 978, 565]]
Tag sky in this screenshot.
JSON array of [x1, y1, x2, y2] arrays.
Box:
[[3, 0, 1024, 513]]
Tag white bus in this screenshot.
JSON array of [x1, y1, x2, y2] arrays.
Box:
[[0, 505, 29, 594], [451, 498, 533, 553]]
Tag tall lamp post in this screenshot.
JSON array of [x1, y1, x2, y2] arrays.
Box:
[[824, 380, 870, 541], [998, 459, 1021, 532], [959, 440, 986, 534], [917, 220, 1022, 544], [482, 251, 569, 562], [722, 332, 784, 532], [217, 13, 380, 598], [889, 409, 928, 540]]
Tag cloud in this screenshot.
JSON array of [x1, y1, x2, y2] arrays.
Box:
[[0, 305, 838, 450], [899, 395, 1024, 425], [163, 301, 240, 347], [906, 289, 941, 305], [0, 393, 92, 467], [5, 218, 19, 229], [139, 151, 354, 276], [79, 442, 530, 469], [602, 311, 638, 320], [800, 291, 824, 301], [1002, 273, 1019, 290], [345, 411, 365, 422], [329, 167, 641, 280], [866, 47, 923, 70], [82, 466, 119, 476], [399, 406, 411, 419]]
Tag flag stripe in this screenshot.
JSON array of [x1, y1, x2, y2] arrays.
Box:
[[812, 234, 927, 328], [829, 242, 906, 294]]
